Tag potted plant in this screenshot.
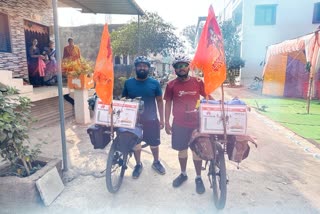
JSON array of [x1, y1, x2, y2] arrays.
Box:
[[0, 87, 62, 205], [62, 57, 95, 90]]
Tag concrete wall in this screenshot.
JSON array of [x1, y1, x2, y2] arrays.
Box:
[[223, 0, 319, 84], [0, 0, 54, 78]]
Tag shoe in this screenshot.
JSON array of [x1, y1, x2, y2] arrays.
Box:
[[195, 177, 205, 194], [152, 160, 166, 175], [132, 163, 143, 179], [172, 173, 188, 187]]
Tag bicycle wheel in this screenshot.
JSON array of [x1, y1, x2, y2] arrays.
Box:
[[106, 141, 127, 193], [210, 143, 227, 209]]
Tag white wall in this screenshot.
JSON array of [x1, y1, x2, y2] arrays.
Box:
[[230, 0, 319, 84]]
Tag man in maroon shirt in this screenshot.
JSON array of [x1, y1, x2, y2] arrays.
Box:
[[164, 55, 207, 194]]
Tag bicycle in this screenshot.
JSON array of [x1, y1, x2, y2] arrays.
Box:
[[105, 98, 145, 193], [190, 132, 228, 209], [105, 128, 142, 193]]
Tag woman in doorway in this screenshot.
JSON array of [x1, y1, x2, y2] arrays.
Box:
[[27, 38, 46, 86], [43, 40, 57, 85]]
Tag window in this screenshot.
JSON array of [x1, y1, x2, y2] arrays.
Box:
[[313, 2, 320, 23], [114, 56, 120, 64], [255, 5, 277, 25], [0, 12, 11, 52]]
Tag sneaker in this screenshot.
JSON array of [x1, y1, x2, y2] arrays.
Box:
[[172, 173, 188, 187], [152, 160, 166, 175], [195, 177, 205, 194], [132, 163, 143, 179]]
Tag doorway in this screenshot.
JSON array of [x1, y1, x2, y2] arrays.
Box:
[[24, 19, 49, 84]]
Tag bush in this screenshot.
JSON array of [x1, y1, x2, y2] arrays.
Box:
[[0, 87, 41, 177]]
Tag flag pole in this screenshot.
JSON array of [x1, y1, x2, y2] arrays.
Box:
[[110, 103, 114, 142], [220, 84, 228, 150]]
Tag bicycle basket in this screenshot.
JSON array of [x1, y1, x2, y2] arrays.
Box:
[[116, 131, 140, 154], [226, 135, 257, 163], [189, 130, 214, 161]]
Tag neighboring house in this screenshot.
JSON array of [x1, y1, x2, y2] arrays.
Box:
[[195, 0, 320, 85]]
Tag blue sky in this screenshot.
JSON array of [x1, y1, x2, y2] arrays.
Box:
[[58, 0, 224, 31]]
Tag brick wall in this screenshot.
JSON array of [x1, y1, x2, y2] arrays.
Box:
[[0, 0, 53, 79]]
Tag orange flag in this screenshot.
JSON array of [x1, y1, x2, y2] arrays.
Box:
[[191, 5, 226, 96], [93, 24, 114, 105]]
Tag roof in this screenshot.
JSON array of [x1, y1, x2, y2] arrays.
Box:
[[58, 0, 145, 15]]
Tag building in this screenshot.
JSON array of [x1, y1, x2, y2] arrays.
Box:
[[0, 0, 144, 126], [0, 0, 143, 87], [196, 0, 320, 85]]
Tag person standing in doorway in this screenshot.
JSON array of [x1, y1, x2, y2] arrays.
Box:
[[122, 56, 166, 178], [27, 38, 46, 86], [43, 40, 57, 85]]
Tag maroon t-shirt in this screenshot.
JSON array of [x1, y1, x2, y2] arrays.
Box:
[[164, 76, 206, 128]]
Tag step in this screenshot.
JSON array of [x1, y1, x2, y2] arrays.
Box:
[[0, 70, 13, 84], [10, 79, 33, 94], [31, 97, 75, 128], [0, 70, 33, 94], [18, 85, 33, 94], [22, 86, 71, 102]]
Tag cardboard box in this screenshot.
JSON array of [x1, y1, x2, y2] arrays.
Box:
[[199, 103, 247, 135], [94, 99, 139, 129]]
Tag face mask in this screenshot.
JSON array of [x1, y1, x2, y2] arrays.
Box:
[[136, 69, 149, 79]]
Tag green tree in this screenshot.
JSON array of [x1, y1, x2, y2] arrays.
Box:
[[220, 20, 245, 85], [181, 25, 197, 49], [110, 12, 184, 57]]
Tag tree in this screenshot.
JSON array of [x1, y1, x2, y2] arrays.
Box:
[[181, 25, 197, 49], [110, 12, 184, 57], [220, 20, 245, 85]]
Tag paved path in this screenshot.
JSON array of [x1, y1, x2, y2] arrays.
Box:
[[3, 86, 320, 214]]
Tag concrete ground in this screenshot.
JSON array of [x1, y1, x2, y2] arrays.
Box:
[[2, 86, 320, 214]]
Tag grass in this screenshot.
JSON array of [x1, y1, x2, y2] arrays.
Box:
[[244, 98, 320, 144]]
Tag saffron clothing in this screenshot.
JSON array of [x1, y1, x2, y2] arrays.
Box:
[[63, 45, 81, 61]]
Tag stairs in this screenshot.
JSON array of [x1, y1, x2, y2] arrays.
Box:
[[31, 97, 75, 128], [0, 70, 33, 93]]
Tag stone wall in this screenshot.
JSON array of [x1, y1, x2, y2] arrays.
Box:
[[0, 0, 54, 79]]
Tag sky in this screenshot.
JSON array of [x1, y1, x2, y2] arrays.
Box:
[[58, 0, 225, 32]]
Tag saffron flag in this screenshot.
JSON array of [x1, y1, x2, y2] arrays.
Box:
[[192, 5, 226, 96], [93, 24, 114, 105]]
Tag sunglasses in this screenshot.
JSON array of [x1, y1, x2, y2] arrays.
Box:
[[174, 63, 189, 69]]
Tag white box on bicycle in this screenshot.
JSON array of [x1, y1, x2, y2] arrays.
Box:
[[199, 103, 247, 135], [94, 99, 139, 129]]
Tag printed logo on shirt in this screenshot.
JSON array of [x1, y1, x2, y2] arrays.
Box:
[[178, 91, 197, 97]]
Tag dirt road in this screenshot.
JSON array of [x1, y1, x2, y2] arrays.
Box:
[[3, 86, 320, 213]]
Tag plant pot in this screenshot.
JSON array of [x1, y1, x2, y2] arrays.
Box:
[[67, 74, 94, 90], [0, 156, 62, 207]]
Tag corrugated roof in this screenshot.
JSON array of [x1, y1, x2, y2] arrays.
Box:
[[58, 0, 145, 15]]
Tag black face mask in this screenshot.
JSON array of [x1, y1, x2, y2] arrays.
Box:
[[136, 69, 149, 79]]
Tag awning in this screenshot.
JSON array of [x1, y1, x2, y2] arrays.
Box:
[[58, 0, 145, 15]]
